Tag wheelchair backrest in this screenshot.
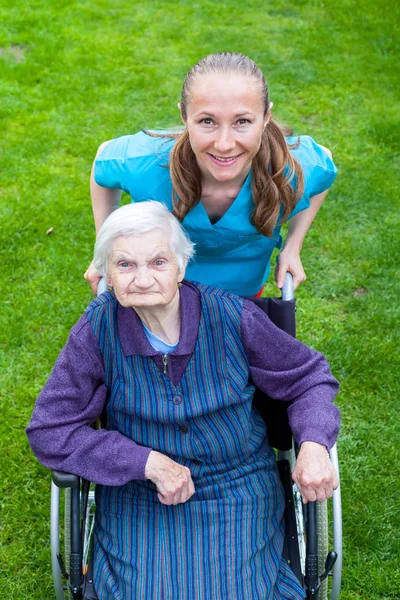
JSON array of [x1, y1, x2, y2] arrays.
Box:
[[247, 296, 296, 451]]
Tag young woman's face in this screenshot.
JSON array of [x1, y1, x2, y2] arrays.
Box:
[[182, 73, 270, 186], [107, 229, 185, 309]]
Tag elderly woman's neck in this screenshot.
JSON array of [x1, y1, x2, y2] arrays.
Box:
[[133, 291, 181, 346]]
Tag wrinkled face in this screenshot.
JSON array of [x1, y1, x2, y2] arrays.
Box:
[[182, 73, 269, 186], [107, 229, 186, 309]]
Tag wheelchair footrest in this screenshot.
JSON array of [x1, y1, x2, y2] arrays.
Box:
[[83, 578, 99, 600]]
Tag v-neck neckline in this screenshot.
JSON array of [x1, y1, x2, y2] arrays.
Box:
[[197, 171, 252, 230]]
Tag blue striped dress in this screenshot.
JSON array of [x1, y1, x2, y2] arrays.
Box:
[[87, 284, 306, 599]]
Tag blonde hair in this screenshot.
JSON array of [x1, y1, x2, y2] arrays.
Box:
[[152, 52, 304, 237]]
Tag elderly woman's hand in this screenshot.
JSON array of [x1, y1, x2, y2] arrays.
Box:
[[292, 441, 339, 503], [145, 450, 195, 505]]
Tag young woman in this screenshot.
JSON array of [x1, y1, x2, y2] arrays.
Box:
[[85, 52, 337, 297]]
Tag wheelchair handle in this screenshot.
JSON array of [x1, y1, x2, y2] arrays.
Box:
[[281, 272, 294, 302], [97, 277, 108, 295]]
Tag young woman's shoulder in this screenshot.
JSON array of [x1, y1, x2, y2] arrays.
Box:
[[286, 134, 338, 218], [96, 131, 175, 163], [286, 135, 335, 171], [93, 132, 175, 193]]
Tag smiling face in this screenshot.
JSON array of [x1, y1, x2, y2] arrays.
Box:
[[182, 73, 270, 186], [107, 229, 186, 310]]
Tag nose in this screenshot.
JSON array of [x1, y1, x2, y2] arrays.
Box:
[[134, 267, 154, 289], [214, 126, 236, 153]]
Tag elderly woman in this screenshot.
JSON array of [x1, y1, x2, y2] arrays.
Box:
[[27, 202, 340, 600]]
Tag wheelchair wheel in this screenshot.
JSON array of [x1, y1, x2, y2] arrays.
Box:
[[63, 488, 76, 600], [317, 500, 329, 600], [282, 444, 331, 599], [82, 486, 96, 569]]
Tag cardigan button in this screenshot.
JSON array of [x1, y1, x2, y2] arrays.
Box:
[[172, 395, 182, 405], [179, 424, 189, 434]]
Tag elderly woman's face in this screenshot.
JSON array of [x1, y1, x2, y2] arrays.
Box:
[[107, 229, 185, 309]]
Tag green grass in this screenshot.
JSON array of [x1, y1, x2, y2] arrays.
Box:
[[1, 0, 399, 598]]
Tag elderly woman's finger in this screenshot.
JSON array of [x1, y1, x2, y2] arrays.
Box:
[[297, 483, 315, 503], [299, 478, 332, 503], [177, 469, 195, 504], [315, 486, 328, 503], [158, 483, 183, 505], [168, 481, 188, 505], [160, 481, 192, 505], [174, 471, 195, 505], [298, 477, 336, 504]]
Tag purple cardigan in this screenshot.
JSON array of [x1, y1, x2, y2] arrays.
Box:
[[26, 283, 339, 486]]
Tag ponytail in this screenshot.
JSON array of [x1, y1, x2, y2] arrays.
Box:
[[251, 118, 304, 237]]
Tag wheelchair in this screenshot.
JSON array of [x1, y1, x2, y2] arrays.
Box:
[[50, 274, 342, 600]]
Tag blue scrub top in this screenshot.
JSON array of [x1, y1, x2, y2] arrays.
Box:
[[94, 132, 337, 296]]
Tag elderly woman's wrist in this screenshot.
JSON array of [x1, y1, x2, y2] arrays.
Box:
[[299, 440, 328, 453], [137, 447, 154, 480], [144, 450, 160, 481]]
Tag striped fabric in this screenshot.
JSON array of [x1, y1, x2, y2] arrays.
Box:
[[87, 284, 305, 599]]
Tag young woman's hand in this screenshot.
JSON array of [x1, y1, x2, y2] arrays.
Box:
[[275, 247, 306, 290], [85, 142, 122, 294], [145, 450, 196, 505], [84, 260, 102, 294], [292, 441, 339, 503]]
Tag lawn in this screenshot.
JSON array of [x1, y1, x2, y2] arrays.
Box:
[[0, 0, 399, 598]]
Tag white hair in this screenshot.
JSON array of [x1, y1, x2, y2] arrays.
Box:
[[93, 201, 195, 277]]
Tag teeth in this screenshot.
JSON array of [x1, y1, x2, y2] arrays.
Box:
[[213, 155, 237, 162]]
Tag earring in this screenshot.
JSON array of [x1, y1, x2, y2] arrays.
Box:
[[178, 282, 182, 288]]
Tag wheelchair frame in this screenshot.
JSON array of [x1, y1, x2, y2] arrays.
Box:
[[50, 274, 342, 599]]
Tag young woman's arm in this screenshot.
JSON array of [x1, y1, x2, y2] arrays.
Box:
[[275, 145, 334, 290], [84, 142, 122, 293], [90, 144, 122, 233], [275, 187, 329, 289]]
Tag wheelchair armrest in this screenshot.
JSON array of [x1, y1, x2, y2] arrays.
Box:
[[51, 470, 80, 489]]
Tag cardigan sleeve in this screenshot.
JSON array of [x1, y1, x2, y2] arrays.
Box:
[[26, 314, 152, 485], [241, 300, 340, 450]]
